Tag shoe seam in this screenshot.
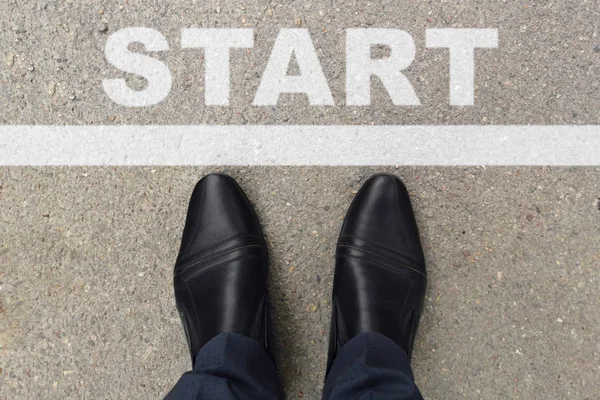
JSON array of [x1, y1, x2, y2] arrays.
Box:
[[337, 253, 426, 279], [175, 242, 264, 275], [338, 234, 422, 265], [337, 243, 423, 276], [332, 296, 350, 347], [183, 278, 202, 350], [177, 301, 196, 362], [249, 294, 267, 346], [178, 233, 263, 263]]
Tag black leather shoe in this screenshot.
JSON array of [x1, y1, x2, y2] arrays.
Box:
[[173, 174, 271, 365], [327, 174, 427, 372]]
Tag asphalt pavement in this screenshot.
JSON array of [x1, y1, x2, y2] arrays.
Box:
[[1, 1, 600, 399]]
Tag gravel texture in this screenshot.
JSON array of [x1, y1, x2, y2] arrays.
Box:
[[1, 167, 599, 399], [1, 1, 600, 399]]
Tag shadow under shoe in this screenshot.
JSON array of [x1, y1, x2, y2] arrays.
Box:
[[327, 173, 427, 373], [173, 174, 272, 365]]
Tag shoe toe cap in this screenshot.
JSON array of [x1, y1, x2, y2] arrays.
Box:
[[340, 174, 425, 270], [177, 174, 264, 261]]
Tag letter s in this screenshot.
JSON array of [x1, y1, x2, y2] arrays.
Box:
[[103, 28, 172, 107]]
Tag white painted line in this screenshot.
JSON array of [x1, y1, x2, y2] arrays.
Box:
[[0, 125, 598, 166]]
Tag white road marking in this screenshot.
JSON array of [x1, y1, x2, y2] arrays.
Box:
[[0, 125, 598, 166]]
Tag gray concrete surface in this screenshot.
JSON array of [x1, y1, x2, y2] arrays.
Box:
[[1, 1, 600, 399], [1, 167, 599, 400], [1, 0, 600, 125]]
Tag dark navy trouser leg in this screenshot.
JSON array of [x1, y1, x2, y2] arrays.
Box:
[[164, 333, 282, 400], [322, 332, 424, 400], [165, 332, 422, 400]]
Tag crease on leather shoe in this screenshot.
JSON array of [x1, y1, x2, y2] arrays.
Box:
[[172, 174, 272, 366], [327, 173, 427, 374]]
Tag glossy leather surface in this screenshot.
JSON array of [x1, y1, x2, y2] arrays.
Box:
[[173, 174, 271, 365], [327, 174, 427, 372]]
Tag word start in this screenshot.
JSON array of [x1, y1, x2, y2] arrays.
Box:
[[103, 28, 498, 107]]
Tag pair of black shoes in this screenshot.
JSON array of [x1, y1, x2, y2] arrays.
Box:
[[173, 173, 427, 374]]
